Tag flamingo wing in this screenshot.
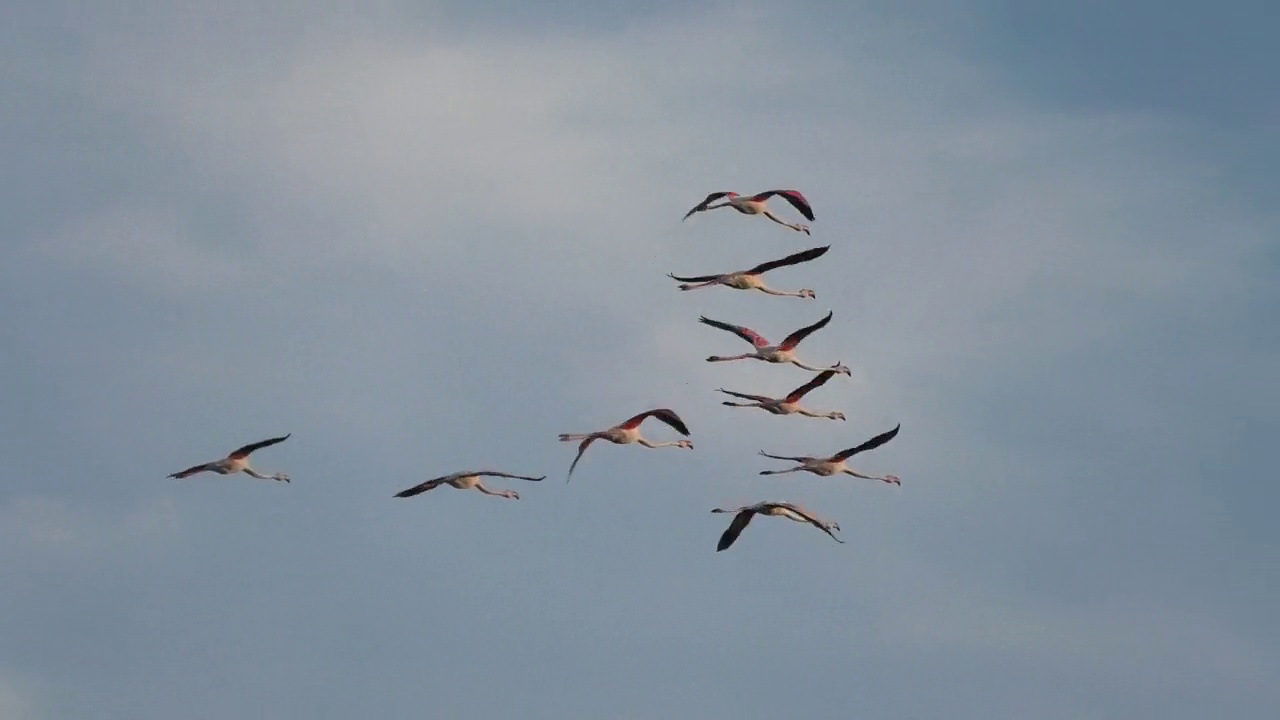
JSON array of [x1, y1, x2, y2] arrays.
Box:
[[699, 316, 770, 348], [620, 408, 690, 436], [758, 450, 815, 463], [682, 191, 733, 220], [667, 272, 723, 283], [167, 462, 212, 479], [753, 189, 815, 221], [747, 245, 830, 275], [716, 509, 757, 551], [775, 502, 845, 544], [716, 388, 774, 403], [567, 436, 600, 481], [784, 369, 837, 402], [229, 433, 292, 459], [393, 472, 459, 498], [779, 311, 833, 350], [476, 470, 546, 482], [832, 423, 901, 461]]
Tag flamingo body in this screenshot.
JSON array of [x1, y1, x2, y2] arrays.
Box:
[[395, 470, 545, 500], [669, 245, 829, 298], [166, 434, 292, 483], [711, 501, 843, 551], [682, 189, 815, 234], [718, 369, 845, 420], [559, 408, 693, 481], [699, 311, 851, 375], [759, 424, 902, 484]]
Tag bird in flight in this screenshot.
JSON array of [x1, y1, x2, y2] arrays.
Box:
[[394, 470, 545, 500], [699, 310, 850, 374], [717, 369, 845, 420], [166, 434, 292, 483], [710, 501, 844, 551], [682, 189, 815, 234], [558, 408, 693, 481], [668, 245, 829, 299], [759, 424, 901, 484]]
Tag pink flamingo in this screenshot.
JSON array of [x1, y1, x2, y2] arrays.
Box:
[[717, 369, 845, 420], [559, 408, 693, 481], [394, 470, 545, 500], [699, 310, 850, 375], [668, 245, 829, 299], [710, 501, 844, 551], [166, 434, 292, 483], [759, 424, 901, 484], [682, 189, 815, 234]]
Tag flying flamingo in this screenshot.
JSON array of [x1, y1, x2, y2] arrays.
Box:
[[759, 424, 901, 484], [166, 434, 292, 482], [559, 408, 693, 481], [710, 501, 844, 551], [394, 470, 545, 500], [668, 245, 829, 299], [717, 369, 845, 420], [699, 310, 850, 375], [682, 189, 815, 234]]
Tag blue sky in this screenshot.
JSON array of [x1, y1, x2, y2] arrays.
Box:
[[1, 1, 1276, 718]]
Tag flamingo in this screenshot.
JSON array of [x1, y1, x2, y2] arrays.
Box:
[[717, 369, 845, 420], [711, 501, 844, 551], [559, 408, 693, 481], [682, 189, 815, 234], [699, 310, 850, 375], [394, 470, 545, 500], [668, 245, 829, 299], [166, 434, 292, 482], [759, 424, 901, 484]]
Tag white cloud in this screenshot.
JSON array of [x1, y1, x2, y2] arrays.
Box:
[[6, 3, 1276, 716], [33, 205, 257, 294], [0, 673, 42, 720], [0, 495, 180, 553], [877, 571, 1276, 691], [38, 0, 1268, 545]]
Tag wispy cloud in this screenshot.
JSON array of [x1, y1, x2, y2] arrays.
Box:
[[2, 2, 1276, 717]]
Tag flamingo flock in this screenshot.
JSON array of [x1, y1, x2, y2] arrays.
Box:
[[165, 188, 902, 553]]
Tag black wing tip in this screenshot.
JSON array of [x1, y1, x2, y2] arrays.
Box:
[[655, 409, 691, 436]]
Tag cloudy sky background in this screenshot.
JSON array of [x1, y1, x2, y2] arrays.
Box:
[[2, 1, 1276, 718]]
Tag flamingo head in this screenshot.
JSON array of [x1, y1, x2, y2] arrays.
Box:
[[830, 362, 852, 377], [884, 475, 901, 486], [505, 490, 521, 499], [828, 412, 846, 421], [676, 439, 694, 449], [799, 288, 816, 299]]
